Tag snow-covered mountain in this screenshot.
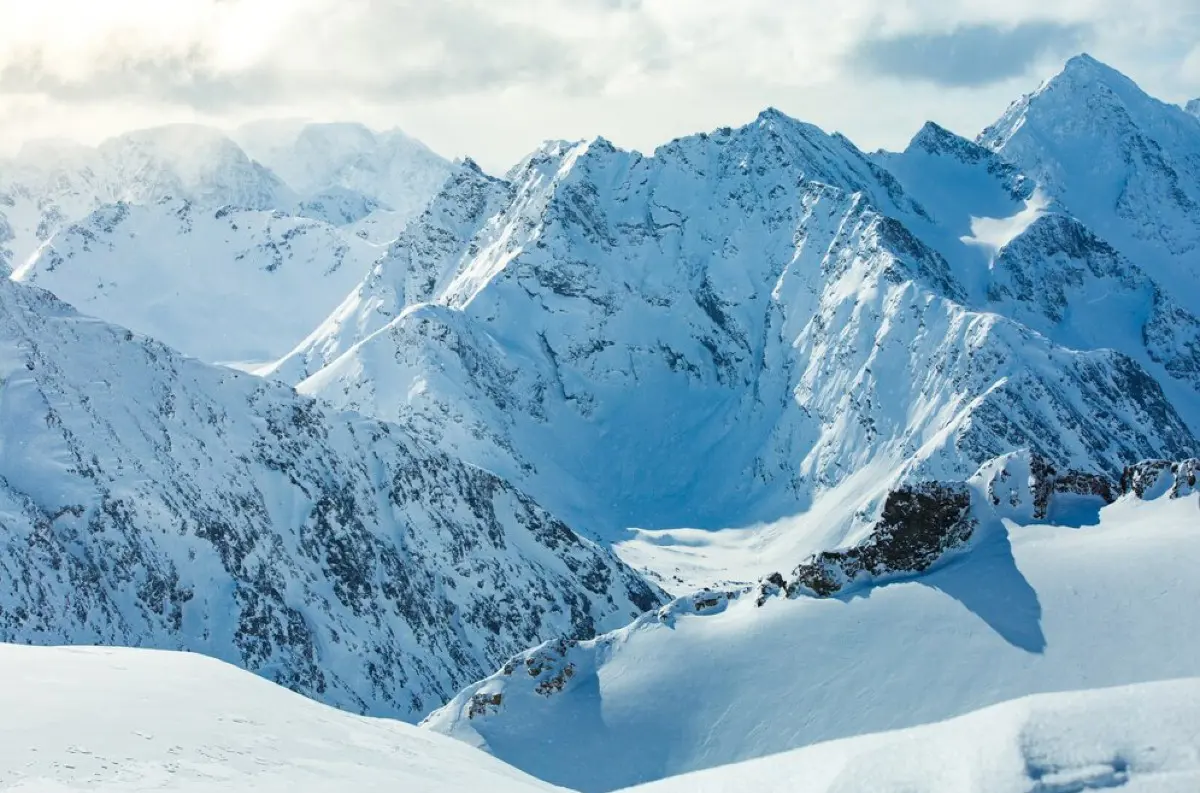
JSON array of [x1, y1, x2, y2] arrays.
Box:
[[627, 678, 1200, 793], [97, 124, 297, 211], [0, 126, 296, 271], [979, 54, 1200, 313], [287, 107, 1196, 560], [235, 120, 455, 237], [1, 121, 452, 275], [879, 121, 1200, 424], [0, 276, 661, 721], [268, 158, 511, 383], [11, 198, 383, 364], [425, 453, 1200, 791], [0, 644, 563, 792], [1187, 97, 1200, 117]]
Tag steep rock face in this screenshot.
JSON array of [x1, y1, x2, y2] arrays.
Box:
[[11, 199, 383, 364], [1120, 459, 1199, 499], [296, 117, 1196, 541], [0, 278, 661, 721], [979, 54, 1200, 313], [778, 482, 976, 598]]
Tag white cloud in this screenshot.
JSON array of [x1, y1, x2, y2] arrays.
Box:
[[0, 0, 1197, 169]]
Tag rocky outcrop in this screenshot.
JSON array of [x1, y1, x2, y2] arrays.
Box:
[[1120, 459, 1199, 499], [766, 483, 976, 599]]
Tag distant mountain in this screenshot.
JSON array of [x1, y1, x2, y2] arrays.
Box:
[[1186, 97, 1200, 117], [0, 125, 296, 270], [12, 198, 383, 364], [0, 276, 661, 721], [235, 120, 455, 236], [1, 121, 453, 275], [0, 644, 561, 792], [425, 453, 1200, 791]]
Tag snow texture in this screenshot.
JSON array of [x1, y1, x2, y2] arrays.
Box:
[[627, 678, 1200, 793], [0, 643, 564, 792]]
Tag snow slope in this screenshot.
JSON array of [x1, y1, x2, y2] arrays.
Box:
[[11, 198, 383, 364], [293, 113, 1196, 552], [425, 458, 1200, 791], [0, 277, 661, 721], [0, 643, 563, 793], [628, 679, 1200, 793]]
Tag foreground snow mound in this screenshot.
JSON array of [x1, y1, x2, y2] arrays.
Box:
[[0, 644, 562, 793], [11, 198, 383, 364], [0, 278, 661, 720], [627, 678, 1200, 793], [425, 458, 1200, 791], [295, 120, 1195, 543]]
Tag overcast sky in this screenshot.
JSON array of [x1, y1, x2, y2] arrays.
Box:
[[1, 0, 1198, 171]]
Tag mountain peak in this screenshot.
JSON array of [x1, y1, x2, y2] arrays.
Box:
[[756, 106, 791, 123], [1186, 98, 1200, 118], [1045, 52, 1146, 100], [908, 121, 962, 152]]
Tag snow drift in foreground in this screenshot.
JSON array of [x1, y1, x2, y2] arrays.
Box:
[[425, 467, 1200, 791], [628, 678, 1200, 793], [0, 644, 562, 793]]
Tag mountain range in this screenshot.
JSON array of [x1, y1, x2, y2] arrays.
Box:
[[3, 53, 1199, 792]]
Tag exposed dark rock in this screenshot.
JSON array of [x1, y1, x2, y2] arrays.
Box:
[[1026, 452, 1116, 519], [765, 482, 976, 600], [1120, 459, 1200, 499]]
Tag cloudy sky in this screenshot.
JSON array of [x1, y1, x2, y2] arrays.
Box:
[[1, 0, 1198, 170]]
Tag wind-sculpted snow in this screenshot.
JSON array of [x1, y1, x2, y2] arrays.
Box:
[[0, 278, 661, 721], [627, 679, 1200, 793], [296, 110, 1196, 543], [424, 452, 1200, 791], [0, 644, 564, 792], [11, 198, 384, 364]]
